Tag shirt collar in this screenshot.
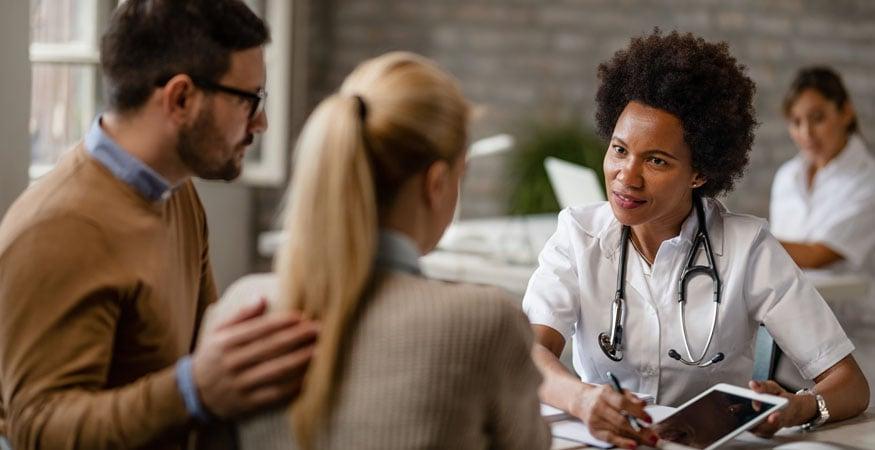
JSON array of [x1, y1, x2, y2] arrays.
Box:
[[375, 230, 422, 275], [597, 197, 725, 259], [819, 134, 868, 176], [795, 134, 869, 190], [85, 116, 174, 202]]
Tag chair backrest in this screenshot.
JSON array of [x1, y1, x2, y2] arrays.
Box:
[[753, 325, 812, 392], [752, 325, 779, 381]]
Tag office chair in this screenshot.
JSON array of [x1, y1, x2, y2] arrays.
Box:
[[753, 325, 812, 392]]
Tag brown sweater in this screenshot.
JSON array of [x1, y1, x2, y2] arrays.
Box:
[[212, 271, 551, 450], [0, 144, 216, 449]]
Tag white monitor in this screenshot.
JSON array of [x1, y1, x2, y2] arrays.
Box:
[[544, 156, 605, 209]]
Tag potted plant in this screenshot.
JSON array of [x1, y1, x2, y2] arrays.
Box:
[[508, 120, 606, 215]]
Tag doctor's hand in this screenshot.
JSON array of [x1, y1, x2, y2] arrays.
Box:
[[747, 380, 817, 438], [570, 384, 658, 449]]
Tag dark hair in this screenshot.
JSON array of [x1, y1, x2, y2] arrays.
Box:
[[783, 66, 858, 134], [101, 0, 270, 112], [595, 30, 757, 198]]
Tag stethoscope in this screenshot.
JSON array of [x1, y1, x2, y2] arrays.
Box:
[[598, 194, 725, 368]]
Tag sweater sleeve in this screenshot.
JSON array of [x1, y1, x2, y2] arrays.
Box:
[[193, 212, 218, 350], [485, 294, 552, 450], [0, 217, 192, 449]]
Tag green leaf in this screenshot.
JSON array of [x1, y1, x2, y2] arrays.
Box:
[[508, 121, 606, 215]]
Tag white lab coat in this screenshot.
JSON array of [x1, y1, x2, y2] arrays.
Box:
[[522, 198, 853, 406], [770, 134, 875, 280]]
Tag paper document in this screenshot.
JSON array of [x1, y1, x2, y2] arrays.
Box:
[[552, 436, 591, 450], [550, 420, 612, 448], [540, 393, 654, 424], [541, 404, 573, 423], [548, 405, 675, 449]]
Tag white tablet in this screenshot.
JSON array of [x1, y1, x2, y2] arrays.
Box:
[[653, 383, 788, 450]]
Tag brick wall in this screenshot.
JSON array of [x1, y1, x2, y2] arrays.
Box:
[[253, 0, 875, 269]]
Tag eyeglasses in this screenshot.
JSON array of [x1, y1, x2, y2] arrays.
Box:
[[156, 75, 267, 120]]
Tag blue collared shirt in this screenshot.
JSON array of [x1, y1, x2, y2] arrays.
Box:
[[85, 116, 173, 202], [376, 230, 422, 275]]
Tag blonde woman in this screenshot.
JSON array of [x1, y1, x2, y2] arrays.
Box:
[[210, 52, 550, 450]]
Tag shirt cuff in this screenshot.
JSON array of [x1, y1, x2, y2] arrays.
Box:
[[814, 234, 866, 269], [175, 356, 214, 424], [797, 337, 856, 380], [523, 304, 575, 341]]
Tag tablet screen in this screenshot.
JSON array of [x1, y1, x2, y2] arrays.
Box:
[[653, 390, 775, 449]]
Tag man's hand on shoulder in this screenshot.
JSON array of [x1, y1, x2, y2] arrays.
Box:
[[191, 298, 319, 419]]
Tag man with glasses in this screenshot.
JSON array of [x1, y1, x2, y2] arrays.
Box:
[[183, 77, 268, 120], [0, 1, 317, 449]]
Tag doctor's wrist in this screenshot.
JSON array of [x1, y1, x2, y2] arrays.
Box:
[[568, 382, 597, 418], [792, 392, 819, 427]]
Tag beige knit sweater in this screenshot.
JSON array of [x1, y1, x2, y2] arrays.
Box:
[[211, 270, 551, 450]]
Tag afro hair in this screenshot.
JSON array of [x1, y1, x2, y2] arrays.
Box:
[[595, 29, 757, 198]]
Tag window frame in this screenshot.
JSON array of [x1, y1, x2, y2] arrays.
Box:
[[28, 0, 105, 179], [28, 0, 290, 187], [241, 0, 291, 186]]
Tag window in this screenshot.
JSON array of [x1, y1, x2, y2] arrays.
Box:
[[28, 0, 291, 186], [29, 0, 106, 179], [241, 0, 292, 186]]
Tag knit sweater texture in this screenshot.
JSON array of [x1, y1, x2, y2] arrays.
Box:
[[213, 271, 551, 450], [0, 144, 216, 450]]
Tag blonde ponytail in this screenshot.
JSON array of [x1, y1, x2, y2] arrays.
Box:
[[276, 94, 377, 447], [274, 51, 469, 449]]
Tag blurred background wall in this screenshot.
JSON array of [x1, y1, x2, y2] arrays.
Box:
[[1, 0, 31, 216], [10, 0, 875, 286], [252, 0, 875, 270]]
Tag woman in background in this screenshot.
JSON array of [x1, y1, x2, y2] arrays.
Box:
[[771, 66, 875, 277], [214, 52, 550, 450]]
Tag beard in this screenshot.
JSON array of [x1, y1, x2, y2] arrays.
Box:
[[177, 107, 252, 181]]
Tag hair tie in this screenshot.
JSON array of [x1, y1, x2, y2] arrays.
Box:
[[353, 95, 368, 121]]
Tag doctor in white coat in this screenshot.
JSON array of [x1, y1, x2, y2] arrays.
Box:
[[771, 66, 875, 279], [523, 31, 870, 449]]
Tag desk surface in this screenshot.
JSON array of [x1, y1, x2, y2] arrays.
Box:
[[551, 406, 875, 449], [421, 250, 870, 301], [421, 216, 871, 302], [260, 216, 870, 301]]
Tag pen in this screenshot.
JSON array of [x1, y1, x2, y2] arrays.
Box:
[[606, 371, 647, 432]]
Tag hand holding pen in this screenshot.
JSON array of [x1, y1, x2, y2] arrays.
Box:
[[567, 370, 658, 449], [602, 371, 659, 448], [606, 372, 650, 432]]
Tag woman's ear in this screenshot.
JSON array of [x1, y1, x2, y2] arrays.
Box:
[[691, 173, 707, 189], [841, 100, 856, 130], [422, 160, 451, 210]]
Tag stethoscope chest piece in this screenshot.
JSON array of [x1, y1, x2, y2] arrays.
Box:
[[598, 331, 623, 361]]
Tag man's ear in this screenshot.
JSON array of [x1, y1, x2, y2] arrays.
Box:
[[422, 160, 451, 210], [160, 74, 202, 125]]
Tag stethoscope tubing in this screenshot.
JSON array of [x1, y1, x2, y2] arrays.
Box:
[[599, 195, 723, 367], [598, 226, 632, 361]]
